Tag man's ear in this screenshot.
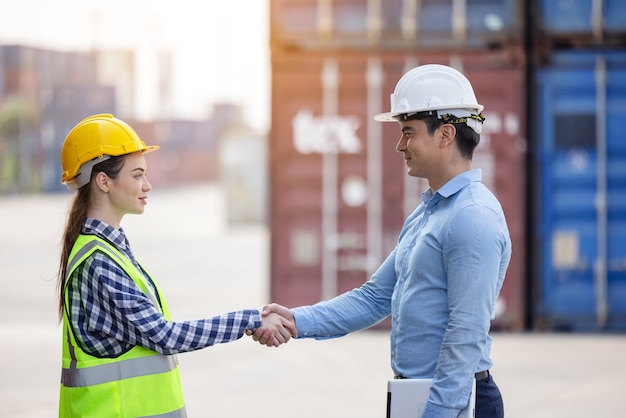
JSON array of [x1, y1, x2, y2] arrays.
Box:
[[94, 172, 110, 192], [439, 124, 456, 148]]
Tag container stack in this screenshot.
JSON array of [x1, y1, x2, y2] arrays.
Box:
[[529, 0, 626, 331], [269, 0, 527, 330], [0, 45, 117, 193]]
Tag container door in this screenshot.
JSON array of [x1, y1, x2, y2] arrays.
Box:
[[537, 51, 626, 330]]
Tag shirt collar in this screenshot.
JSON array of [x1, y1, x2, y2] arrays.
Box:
[[82, 218, 130, 252], [422, 169, 482, 203]]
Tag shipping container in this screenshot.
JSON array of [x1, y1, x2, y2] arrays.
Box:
[[136, 119, 220, 186], [270, 0, 523, 51], [1, 45, 98, 92], [0, 45, 122, 193], [269, 48, 527, 330], [537, 0, 626, 37], [530, 50, 626, 331]]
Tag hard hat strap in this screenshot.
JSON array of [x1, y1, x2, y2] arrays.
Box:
[[440, 112, 485, 125], [396, 109, 485, 134], [440, 112, 485, 134], [68, 155, 112, 191]]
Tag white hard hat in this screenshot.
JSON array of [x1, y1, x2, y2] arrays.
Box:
[[374, 64, 484, 133]]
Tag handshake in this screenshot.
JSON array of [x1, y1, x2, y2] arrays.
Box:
[[247, 303, 297, 347]]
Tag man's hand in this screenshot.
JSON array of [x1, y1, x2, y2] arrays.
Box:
[[247, 303, 297, 347]]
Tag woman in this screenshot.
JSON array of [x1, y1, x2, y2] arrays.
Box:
[[56, 114, 295, 417]]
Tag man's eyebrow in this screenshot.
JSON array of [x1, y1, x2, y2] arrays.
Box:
[[401, 126, 415, 133]]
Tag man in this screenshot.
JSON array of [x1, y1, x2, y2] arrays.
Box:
[[254, 64, 511, 418]]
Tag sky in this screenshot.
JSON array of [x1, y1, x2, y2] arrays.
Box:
[[0, 0, 271, 133]]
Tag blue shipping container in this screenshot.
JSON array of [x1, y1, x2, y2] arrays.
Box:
[[540, 0, 626, 34], [534, 50, 626, 330], [270, 0, 522, 49]]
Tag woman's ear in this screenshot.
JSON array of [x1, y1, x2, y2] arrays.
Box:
[[94, 172, 110, 192]]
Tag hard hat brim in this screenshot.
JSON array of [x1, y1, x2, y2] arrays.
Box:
[[374, 104, 484, 123], [142, 145, 159, 154], [373, 111, 401, 122]]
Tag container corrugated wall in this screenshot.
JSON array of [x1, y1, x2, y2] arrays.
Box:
[[269, 49, 527, 330], [529, 0, 626, 331], [270, 0, 523, 51], [538, 0, 626, 37], [530, 50, 626, 331]]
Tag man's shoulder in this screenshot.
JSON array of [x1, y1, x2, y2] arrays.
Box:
[[461, 181, 502, 210]]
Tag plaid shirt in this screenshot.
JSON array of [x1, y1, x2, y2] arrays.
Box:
[[66, 218, 262, 357]]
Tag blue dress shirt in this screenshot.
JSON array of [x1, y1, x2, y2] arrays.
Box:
[[292, 169, 511, 418]]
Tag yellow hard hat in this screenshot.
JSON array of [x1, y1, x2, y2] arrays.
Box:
[[61, 114, 159, 189]]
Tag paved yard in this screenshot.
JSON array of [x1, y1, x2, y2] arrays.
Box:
[[1, 185, 623, 417]]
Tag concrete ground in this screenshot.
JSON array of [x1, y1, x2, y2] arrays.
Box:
[[1, 184, 624, 418]]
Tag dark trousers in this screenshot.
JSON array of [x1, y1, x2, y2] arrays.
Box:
[[476, 374, 504, 418]]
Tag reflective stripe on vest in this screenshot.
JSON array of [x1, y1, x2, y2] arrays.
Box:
[[61, 351, 179, 387], [141, 409, 186, 418]]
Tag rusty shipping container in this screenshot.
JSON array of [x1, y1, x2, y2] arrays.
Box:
[[269, 49, 527, 330]]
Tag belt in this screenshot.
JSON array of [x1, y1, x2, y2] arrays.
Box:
[[475, 370, 490, 381], [394, 370, 490, 381]]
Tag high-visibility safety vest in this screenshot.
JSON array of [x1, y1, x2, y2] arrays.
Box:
[[59, 234, 186, 417]]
